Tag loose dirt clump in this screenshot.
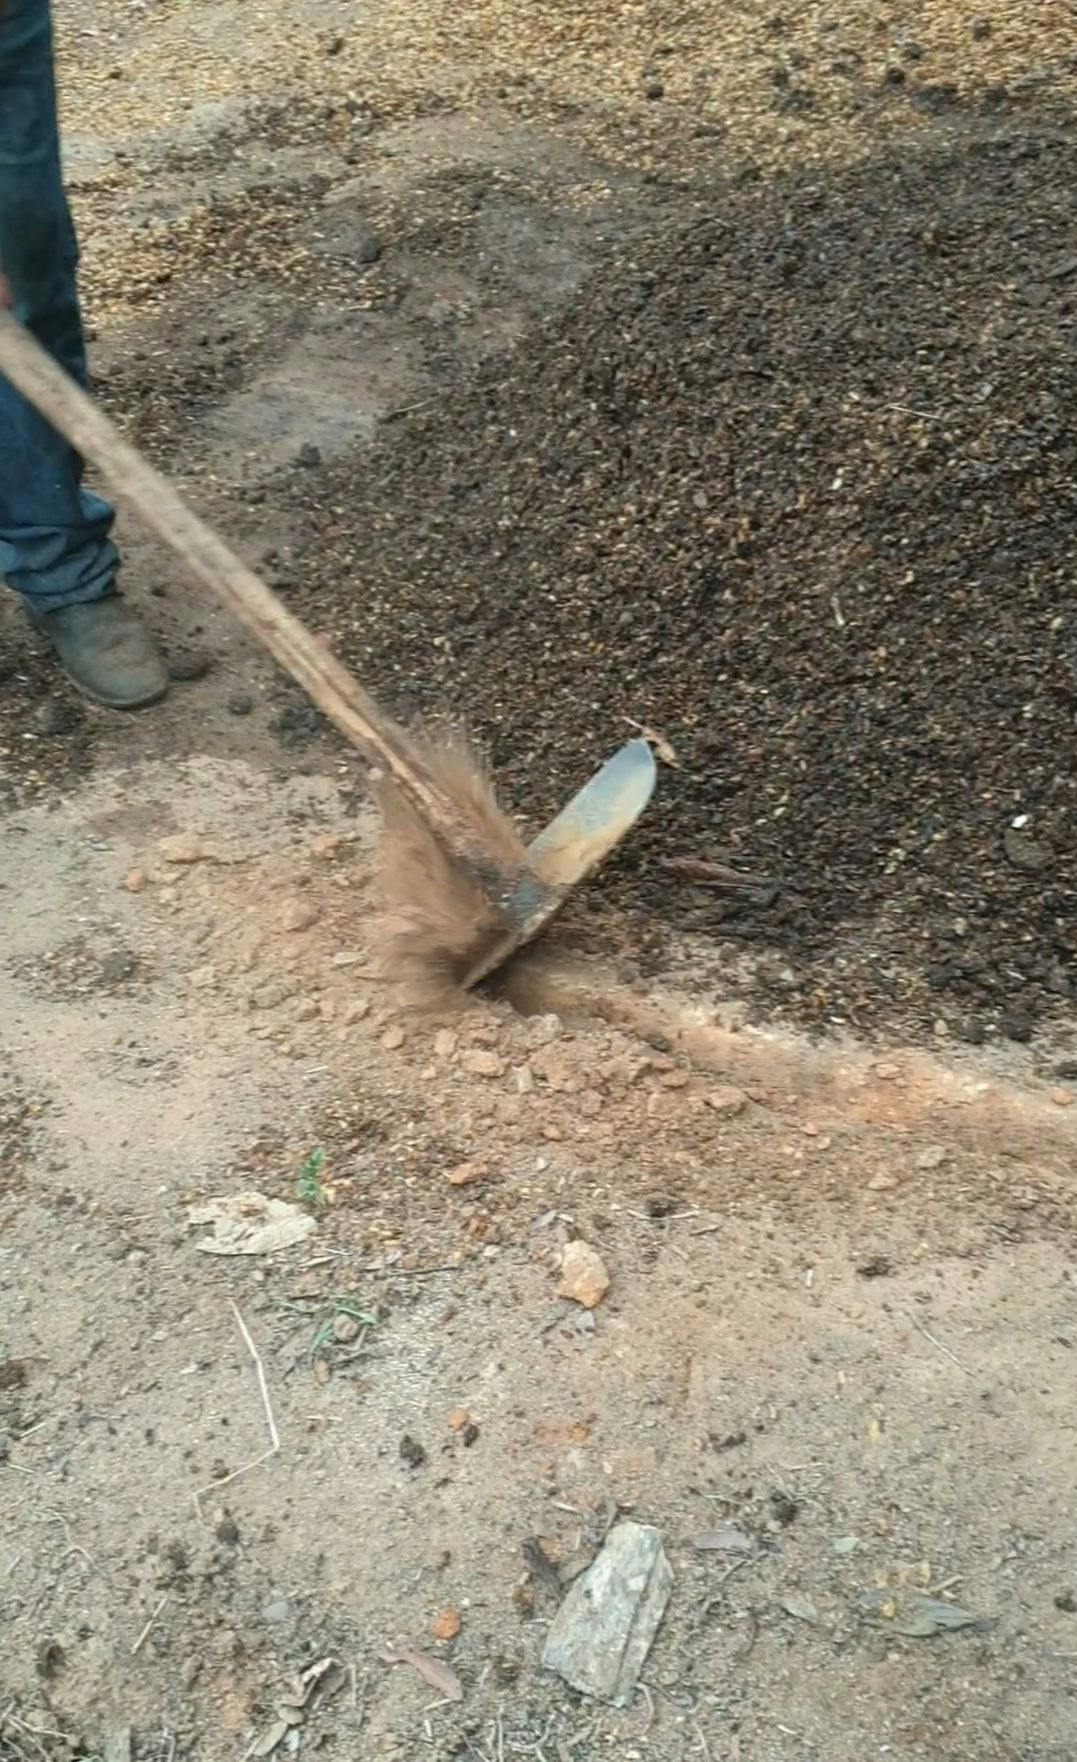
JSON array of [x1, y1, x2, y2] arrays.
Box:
[[287, 123, 1077, 1040]]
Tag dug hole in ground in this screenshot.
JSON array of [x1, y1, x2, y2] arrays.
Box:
[[2, 1, 1076, 1759]]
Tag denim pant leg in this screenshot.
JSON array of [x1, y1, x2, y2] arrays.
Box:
[[0, 0, 118, 611]]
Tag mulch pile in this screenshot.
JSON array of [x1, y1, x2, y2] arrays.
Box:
[[297, 122, 1077, 1040]]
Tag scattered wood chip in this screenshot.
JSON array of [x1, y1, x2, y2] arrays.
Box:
[[624, 717, 680, 767], [380, 1640, 463, 1701]]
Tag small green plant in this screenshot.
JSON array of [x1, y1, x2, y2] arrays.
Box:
[[296, 1145, 328, 1210]]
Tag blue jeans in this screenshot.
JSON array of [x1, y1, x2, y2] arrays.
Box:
[[0, 0, 117, 610]]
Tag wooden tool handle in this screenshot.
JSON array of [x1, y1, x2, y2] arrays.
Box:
[[0, 306, 484, 860]]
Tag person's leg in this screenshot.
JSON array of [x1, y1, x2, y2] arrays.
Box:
[[0, 0, 118, 610], [0, 0, 167, 707]]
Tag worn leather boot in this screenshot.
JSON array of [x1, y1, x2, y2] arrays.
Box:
[[28, 595, 169, 709]]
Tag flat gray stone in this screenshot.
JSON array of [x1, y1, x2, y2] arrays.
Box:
[[541, 1520, 672, 1706]]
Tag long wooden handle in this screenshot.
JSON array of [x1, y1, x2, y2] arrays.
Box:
[[0, 305, 495, 868]]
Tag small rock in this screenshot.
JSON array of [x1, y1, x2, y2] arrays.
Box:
[[874, 1061, 901, 1080], [956, 1019, 986, 1045], [189, 964, 218, 990], [341, 997, 371, 1025], [293, 997, 319, 1022], [970, 14, 992, 37], [216, 1517, 241, 1546], [446, 1160, 485, 1186], [261, 1597, 294, 1626], [295, 442, 323, 468], [434, 1028, 457, 1059], [915, 1145, 949, 1171], [660, 1069, 690, 1089], [432, 1607, 461, 1642], [279, 899, 319, 932], [33, 698, 79, 735], [123, 868, 146, 893], [542, 1521, 672, 1706], [642, 76, 665, 98], [704, 1085, 748, 1117], [1051, 1089, 1073, 1109], [250, 978, 298, 1010], [382, 1023, 406, 1051], [356, 224, 382, 264], [1055, 1590, 1077, 1613], [332, 1313, 361, 1343], [868, 1170, 898, 1192], [447, 1408, 470, 1432], [1004, 826, 1051, 873], [856, 1254, 892, 1278], [310, 833, 342, 860], [167, 650, 211, 682], [770, 1489, 800, 1527], [399, 1435, 426, 1469], [461, 1048, 505, 1079], [157, 833, 207, 864], [1000, 1011, 1034, 1044], [558, 1240, 610, 1309], [227, 692, 254, 716], [462, 1422, 480, 1447]]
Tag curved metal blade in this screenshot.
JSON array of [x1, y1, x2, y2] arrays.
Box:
[[526, 737, 658, 887], [464, 739, 657, 986]]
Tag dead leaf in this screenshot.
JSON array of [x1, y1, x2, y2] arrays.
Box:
[[693, 1524, 754, 1554], [861, 1591, 987, 1637], [380, 1640, 463, 1702], [187, 1192, 316, 1256], [247, 1718, 290, 1759], [624, 717, 680, 768]]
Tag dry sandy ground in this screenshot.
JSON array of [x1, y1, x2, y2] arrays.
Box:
[[2, 2, 1077, 1759]]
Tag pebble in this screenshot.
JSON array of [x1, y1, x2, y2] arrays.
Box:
[[915, 1145, 949, 1171], [279, 898, 319, 932], [1051, 1089, 1073, 1109], [558, 1240, 611, 1309], [167, 651, 211, 682], [399, 1435, 426, 1469], [293, 997, 320, 1022], [446, 1160, 485, 1186], [1003, 826, 1052, 874], [296, 442, 323, 468], [431, 1607, 461, 1642], [874, 1061, 901, 1080], [332, 1313, 361, 1343], [341, 997, 371, 1025], [868, 1171, 899, 1192], [123, 868, 146, 893], [461, 1048, 505, 1078], [250, 978, 298, 1010], [433, 1028, 458, 1059], [660, 1069, 690, 1089], [261, 1597, 294, 1626], [157, 833, 207, 864], [447, 1408, 470, 1431], [642, 76, 665, 98], [382, 1023, 406, 1051], [1000, 1011, 1033, 1044], [704, 1085, 748, 1117], [227, 692, 254, 716]]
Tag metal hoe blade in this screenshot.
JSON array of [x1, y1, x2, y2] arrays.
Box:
[[464, 738, 657, 986]]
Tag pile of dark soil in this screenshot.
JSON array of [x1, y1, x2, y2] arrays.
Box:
[[295, 121, 1077, 1039]]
